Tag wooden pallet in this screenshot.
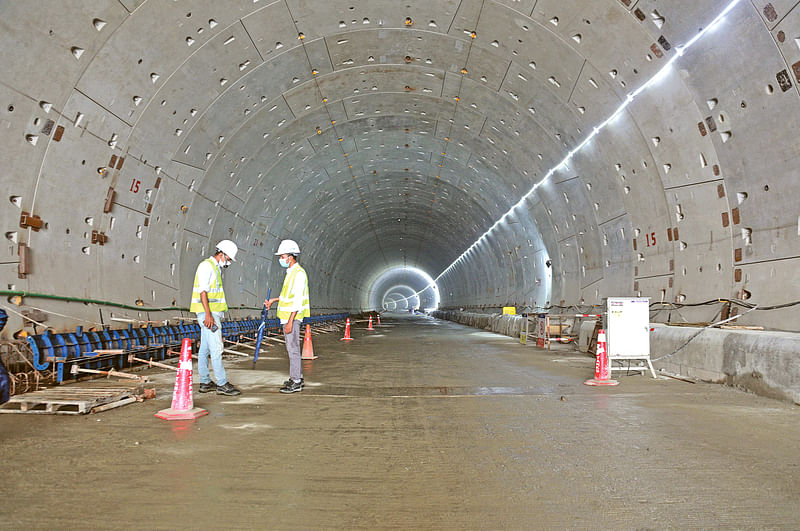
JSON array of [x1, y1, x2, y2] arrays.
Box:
[[0, 384, 144, 415]]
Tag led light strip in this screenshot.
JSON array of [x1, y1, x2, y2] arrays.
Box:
[[390, 0, 743, 307]]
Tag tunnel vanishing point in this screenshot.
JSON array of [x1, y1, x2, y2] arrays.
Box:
[[0, 1, 799, 398]]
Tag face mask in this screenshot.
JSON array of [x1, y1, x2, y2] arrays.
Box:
[[279, 257, 290, 268], [221, 259, 231, 269]]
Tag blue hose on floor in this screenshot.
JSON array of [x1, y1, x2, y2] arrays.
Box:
[[0, 308, 8, 404], [0, 360, 8, 404]]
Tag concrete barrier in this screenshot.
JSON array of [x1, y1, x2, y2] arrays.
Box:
[[434, 310, 800, 404], [432, 310, 525, 339], [651, 327, 800, 404]]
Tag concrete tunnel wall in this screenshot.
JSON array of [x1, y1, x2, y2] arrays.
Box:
[[1, 0, 799, 337]]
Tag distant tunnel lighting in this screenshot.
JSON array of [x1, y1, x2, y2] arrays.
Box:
[[394, 0, 743, 305], [375, 267, 440, 309]]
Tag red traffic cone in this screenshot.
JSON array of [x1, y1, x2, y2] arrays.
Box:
[[584, 330, 619, 386], [340, 318, 353, 341], [155, 338, 209, 420], [377, 314, 381, 326], [301, 324, 318, 359], [367, 315, 374, 330]]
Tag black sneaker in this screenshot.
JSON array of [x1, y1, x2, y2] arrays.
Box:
[[216, 382, 241, 396], [280, 380, 303, 393], [198, 381, 217, 393], [282, 378, 304, 387]]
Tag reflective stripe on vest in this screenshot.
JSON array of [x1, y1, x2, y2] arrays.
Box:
[[190, 257, 228, 313], [276, 265, 310, 322]]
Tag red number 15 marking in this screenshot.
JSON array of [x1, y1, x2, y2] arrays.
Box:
[[645, 231, 656, 247], [130, 179, 141, 193]]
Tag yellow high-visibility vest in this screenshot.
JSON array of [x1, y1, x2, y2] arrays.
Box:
[[190, 257, 228, 313], [276, 265, 310, 322]]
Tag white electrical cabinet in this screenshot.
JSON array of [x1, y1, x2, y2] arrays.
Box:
[[605, 297, 656, 378]]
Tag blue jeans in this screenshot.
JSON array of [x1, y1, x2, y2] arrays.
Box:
[[196, 312, 227, 386]]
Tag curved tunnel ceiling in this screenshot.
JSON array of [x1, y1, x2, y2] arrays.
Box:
[[1, 0, 799, 333]]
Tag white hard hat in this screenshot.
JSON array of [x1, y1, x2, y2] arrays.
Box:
[[275, 239, 300, 255], [215, 239, 238, 261]]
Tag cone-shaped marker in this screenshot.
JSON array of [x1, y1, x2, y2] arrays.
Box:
[[155, 338, 209, 420], [584, 330, 619, 386], [301, 323, 318, 359], [367, 315, 374, 330], [377, 314, 382, 326], [340, 318, 354, 341]]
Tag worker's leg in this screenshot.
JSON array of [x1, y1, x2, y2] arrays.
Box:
[[196, 312, 212, 384], [285, 323, 302, 382], [206, 312, 227, 386]]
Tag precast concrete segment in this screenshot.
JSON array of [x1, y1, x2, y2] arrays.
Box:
[[0, 0, 799, 339], [1, 314, 799, 528]]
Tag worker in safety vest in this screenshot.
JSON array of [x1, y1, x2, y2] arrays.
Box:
[[190, 239, 241, 396], [265, 239, 310, 393]]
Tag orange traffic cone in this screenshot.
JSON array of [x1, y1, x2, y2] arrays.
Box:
[[377, 314, 381, 326], [155, 338, 209, 420], [340, 318, 353, 341], [301, 324, 318, 359], [367, 315, 374, 330], [584, 330, 619, 386]]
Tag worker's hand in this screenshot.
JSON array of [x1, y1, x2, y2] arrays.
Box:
[[284, 321, 293, 335], [203, 314, 215, 329], [265, 297, 278, 308]]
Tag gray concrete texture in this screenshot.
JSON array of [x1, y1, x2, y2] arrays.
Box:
[[2, 314, 799, 528], [2, 0, 800, 335]]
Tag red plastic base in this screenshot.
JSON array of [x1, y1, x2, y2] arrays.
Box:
[[583, 379, 620, 386], [154, 407, 209, 420]]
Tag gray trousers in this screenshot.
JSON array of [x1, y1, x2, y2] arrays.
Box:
[[284, 323, 302, 381]]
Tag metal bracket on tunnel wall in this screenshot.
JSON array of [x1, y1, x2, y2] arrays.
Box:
[[18, 243, 30, 279], [19, 211, 44, 231]]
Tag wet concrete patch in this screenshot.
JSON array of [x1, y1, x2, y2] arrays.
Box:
[[220, 422, 273, 431], [304, 385, 561, 397]]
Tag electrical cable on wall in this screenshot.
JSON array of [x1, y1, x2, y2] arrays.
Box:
[[651, 305, 760, 363]]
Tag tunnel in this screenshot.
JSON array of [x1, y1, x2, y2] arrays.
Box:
[[2, 0, 799, 331], [0, 0, 794, 331], [2, 0, 800, 391], [3, 0, 800, 387], [2, 1, 800, 526], [367, 266, 439, 311]]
